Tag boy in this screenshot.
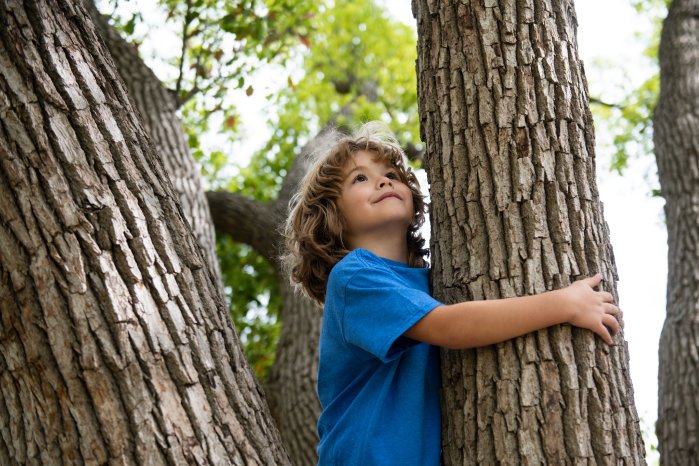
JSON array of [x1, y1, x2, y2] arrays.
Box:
[[284, 122, 620, 465]]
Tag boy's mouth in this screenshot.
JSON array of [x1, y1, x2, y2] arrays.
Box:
[[375, 192, 402, 203]]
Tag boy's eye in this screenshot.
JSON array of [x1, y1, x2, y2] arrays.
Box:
[[352, 174, 367, 183], [386, 172, 398, 180]]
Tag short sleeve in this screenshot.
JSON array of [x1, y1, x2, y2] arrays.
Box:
[[341, 267, 442, 362]]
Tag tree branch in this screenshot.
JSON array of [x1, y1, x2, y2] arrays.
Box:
[[175, 0, 195, 97], [205, 191, 280, 263], [589, 96, 624, 109]]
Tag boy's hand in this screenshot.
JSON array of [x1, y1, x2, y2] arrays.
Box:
[[558, 274, 621, 344]]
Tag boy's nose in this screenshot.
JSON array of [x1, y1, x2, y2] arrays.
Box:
[[378, 178, 393, 188]]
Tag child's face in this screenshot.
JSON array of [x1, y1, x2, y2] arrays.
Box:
[[337, 150, 414, 245]]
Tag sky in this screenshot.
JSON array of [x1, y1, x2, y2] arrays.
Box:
[[118, 0, 666, 460]]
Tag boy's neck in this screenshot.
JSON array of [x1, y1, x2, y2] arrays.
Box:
[[348, 232, 409, 264]]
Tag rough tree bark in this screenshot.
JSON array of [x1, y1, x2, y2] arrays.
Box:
[[81, 3, 324, 463], [414, 0, 646, 464], [84, 0, 223, 290], [0, 1, 289, 464], [654, 0, 699, 464], [205, 182, 323, 466]]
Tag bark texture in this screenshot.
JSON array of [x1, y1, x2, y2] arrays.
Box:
[[85, 1, 223, 290], [413, 0, 646, 464], [263, 278, 322, 466], [83, 3, 324, 462], [654, 0, 699, 464], [0, 1, 289, 464]]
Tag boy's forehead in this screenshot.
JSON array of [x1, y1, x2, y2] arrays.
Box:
[[343, 150, 392, 172]]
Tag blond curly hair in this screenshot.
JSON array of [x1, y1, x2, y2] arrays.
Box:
[[283, 122, 429, 305]]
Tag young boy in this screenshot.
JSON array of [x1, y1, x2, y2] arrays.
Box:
[[283, 122, 620, 465]]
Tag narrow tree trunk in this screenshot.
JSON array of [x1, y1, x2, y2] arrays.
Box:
[[414, 0, 646, 463], [654, 0, 699, 463], [0, 1, 288, 464], [264, 278, 322, 466]]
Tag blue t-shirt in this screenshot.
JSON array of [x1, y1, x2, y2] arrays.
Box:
[[317, 248, 443, 465]]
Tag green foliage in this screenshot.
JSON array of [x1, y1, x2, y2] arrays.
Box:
[[99, 2, 143, 43], [217, 236, 281, 378], [231, 0, 422, 199], [100, 0, 318, 155], [604, 73, 659, 175], [218, 0, 424, 376], [589, 0, 666, 182], [164, 0, 317, 162]]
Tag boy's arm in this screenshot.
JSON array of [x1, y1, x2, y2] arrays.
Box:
[[404, 274, 621, 349]]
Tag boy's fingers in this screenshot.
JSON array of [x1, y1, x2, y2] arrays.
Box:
[[603, 314, 620, 335], [604, 303, 620, 315], [583, 273, 603, 288], [597, 323, 613, 345], [600, 291, 615, 303]]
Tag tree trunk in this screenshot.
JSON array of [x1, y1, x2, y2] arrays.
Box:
[[205, 186, 323, 466], [264, 278, 322, 466], [654, 0, 699, 464], [205, 188, 324, 466], [0, 1, 289, 464], [414, 0, 646, 464], [79, 3, 324, 462], [85, 0, 223, 290]]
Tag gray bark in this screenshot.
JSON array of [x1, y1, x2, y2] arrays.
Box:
[[0, 1, 289, 464], [654, 0, 699, 464], [264, 279, 322, 466], [413, 0, 646, 464], [85, 1, 223, 290], [83, 3, 324, 462], [206, 183, 324, 466]]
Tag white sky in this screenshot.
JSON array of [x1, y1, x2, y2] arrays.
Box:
[[120, 0, 665, 460]]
